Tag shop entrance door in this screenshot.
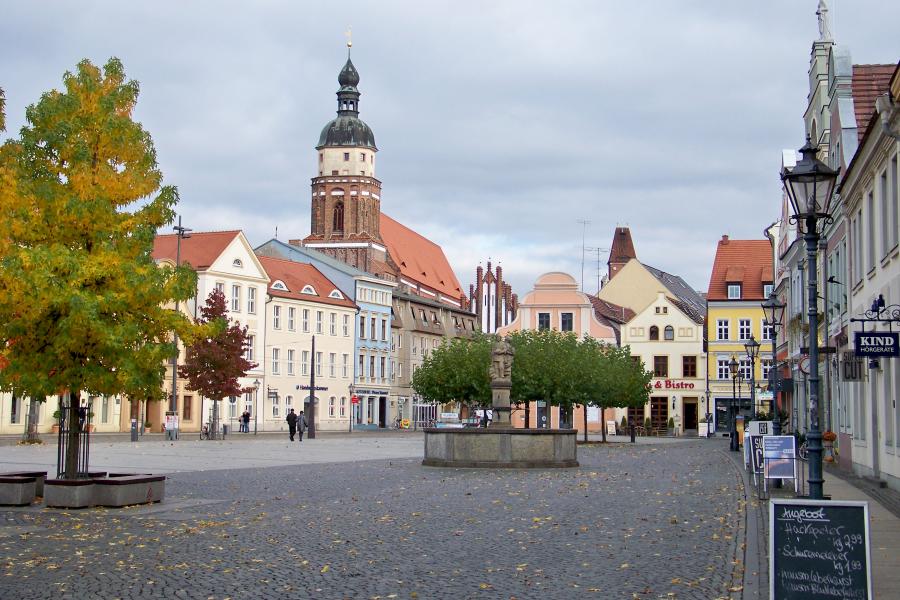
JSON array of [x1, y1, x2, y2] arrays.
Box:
[[650, 397, 668, 431], [378, 397, 387, 428], [683, 400, 698, 431]]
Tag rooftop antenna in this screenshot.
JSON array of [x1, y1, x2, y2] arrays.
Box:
[[577, 219, 591, 292], [584, 245, 608, 295], [275, 225, 278, 240]]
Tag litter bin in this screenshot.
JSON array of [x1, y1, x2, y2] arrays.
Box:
[[222, 423, 228, 437]]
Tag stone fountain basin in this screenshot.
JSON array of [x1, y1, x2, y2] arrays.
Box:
[[422, 427, 578, 468]]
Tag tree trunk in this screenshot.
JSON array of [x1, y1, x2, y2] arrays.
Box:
[[601, 407, 607, 443], [583, 404, 588, 442], [525, 401, 530, 428], [64, 391, 80, 479], [24, 397, 41, 443]]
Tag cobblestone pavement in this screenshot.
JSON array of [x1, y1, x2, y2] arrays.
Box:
[[1, 440, 744, 599]]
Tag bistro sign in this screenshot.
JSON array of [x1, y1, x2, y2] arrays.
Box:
[[652, 380, 696, 390], [854, 332, 899, 358]]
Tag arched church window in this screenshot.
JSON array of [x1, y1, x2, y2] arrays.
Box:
[[333, 201, 344, 231], [664, 325, 674, 341], [649, 326, 659, 341]]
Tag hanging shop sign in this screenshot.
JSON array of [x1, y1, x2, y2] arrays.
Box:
[[853, 331, 899, 358]]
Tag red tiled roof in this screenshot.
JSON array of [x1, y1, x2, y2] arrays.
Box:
[[586, 294, 635, 324], [852, 64, 895, 143], [153, 230, 240, 270], [379, 213, 463, 301], [609, 227, 636, 263], [707, 235, 772, 301], [257, 256, 356, 309]]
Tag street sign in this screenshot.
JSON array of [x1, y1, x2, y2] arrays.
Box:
[[351, 395, 359, 404], [854, 331, 899, 357], [770, 499, 872, 599], [298, 385, 329, 391]]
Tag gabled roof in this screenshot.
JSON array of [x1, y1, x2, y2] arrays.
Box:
[[706, 236, 772, 301], [586, 294, 635, 324], [851, 64, 896, 142], [609, 227, 637, 263], [643, 263, 706, 321], [256, 238, 373, 280], [257, 256, 357, 309], [379, 213, 463, 301], [153, 231, 240, 270]]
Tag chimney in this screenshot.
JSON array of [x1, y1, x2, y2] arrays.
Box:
[[721, 234, 730, 244]]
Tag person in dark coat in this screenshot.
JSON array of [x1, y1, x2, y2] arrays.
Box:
[[242, 411, 251, 433], [286, 408, 298, 441], [297, 410, 308, 442]]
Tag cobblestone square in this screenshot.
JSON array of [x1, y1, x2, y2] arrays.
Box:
[[1, 439, 744, 599]]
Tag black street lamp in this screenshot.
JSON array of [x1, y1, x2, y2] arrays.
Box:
[[253, 378, 260, 435], [761, 293, 786, 434], [745, 335, 760, 418], [728, 355, 740, 452], [781, 137, 839, 500], [348, 382, 355, 433], [168, 216, 192, 442]]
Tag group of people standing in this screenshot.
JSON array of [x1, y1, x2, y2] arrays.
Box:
[[238, 410, 252, 433], [285, 408, 308, 442]]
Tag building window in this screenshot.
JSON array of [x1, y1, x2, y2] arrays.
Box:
[[371, 317, 377, 339], [716, 319, 729, 341], [343, 314, 350, 336], [272, 348, 280, 375], [369, 356, 375, 380], [330, 312, 336, 335], [380, 356, 386, 380], [288, 307, 296, 331], [216, 282, 225, 295], [316, 352, 322, 376], [739, 358, 751, 382], [538, 313, 550, 331], [358, 354, 365, 378], [340, 397, 346, 417], [302, 350, 309, 376], [649, 326, 659, 341], [342, 354, 349, 378], [247, 287, 256, 314], [653, 356, 668, 378], [329, 397, 336, 417], [727, 284, 741, 299], [561, 312, 574, 332], [343, 152, 350, 161], [359, 315, 366, 339], [287, 349, 295, 376], [271, 394, 280, 418], [333, 201, 344, 231], [381, 319, 387, 341], [284, 394, 292, 409], [763, 284, 773, 298], [303, 309, 310, 333], [273, 305, 281, 330], [738, 319, 751, 341], [316, 311, 323, 334], [891, 155, 899, 250], [231, 284, 241, 311], [717, 359, 730, 380], [682, 356, 697, 378], [360, 152, 366, 162], [664, 325, 674, 341], [420, 310, 427, 325], [245, 335, 255, 361], [761, 359, 772, 383], [762, 319, 773, 341], [183, 395, 193, 420], [329, 353, 336, 377], [229, 396, 237, 418]]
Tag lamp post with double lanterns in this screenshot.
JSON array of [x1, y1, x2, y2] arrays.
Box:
[[781, 137, 839, 500], [728, 355, 740, 452], [744, 335, 760, 418], [761, 293, 786, 434]]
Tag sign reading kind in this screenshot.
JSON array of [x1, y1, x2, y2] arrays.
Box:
[[854, 332, 899, 358]]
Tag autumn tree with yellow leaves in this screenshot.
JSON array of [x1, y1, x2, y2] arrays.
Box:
[[0, 59, 197, 475]]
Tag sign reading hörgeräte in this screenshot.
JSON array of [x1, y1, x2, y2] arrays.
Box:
[[854, 331, 899, 357], [770, 499, 872, 599]]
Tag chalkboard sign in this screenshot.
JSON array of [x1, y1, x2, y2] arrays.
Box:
[[770, 499, 872, 599]]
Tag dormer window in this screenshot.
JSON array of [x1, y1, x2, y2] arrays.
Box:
[[763, 283, 773, 297], [301, 285, 317, 296], [232, 259, 243, 268], [272, 280, 288, 292], [727, 284, 741, 299], [328, 289, 344, 299]]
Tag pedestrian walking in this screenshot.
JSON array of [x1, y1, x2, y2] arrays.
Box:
[[298, 410, 308, 442], [286, 408, 298, 441]]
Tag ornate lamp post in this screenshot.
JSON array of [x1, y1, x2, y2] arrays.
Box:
[[761, 293, 786, 434], [781, 137, 839, 500], [348, 382, 355, 433], [744, 335, 760, 417], [728, 355, 740, 452], [168, 216, 192, 442]]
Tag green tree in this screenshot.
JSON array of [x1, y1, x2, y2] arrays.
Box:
[[590, 343, 652, 440], [412, 333, 491, 412], [507, 329, 582, 427], [179, 289, 256, 435], [0, 59, 196, 475]]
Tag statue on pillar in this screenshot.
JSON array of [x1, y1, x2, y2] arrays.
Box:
[[490, 337, 514, 383], [490, 337, 514, 428]]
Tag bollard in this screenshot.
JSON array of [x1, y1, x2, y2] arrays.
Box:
[[630, 424, 636, 444], [130, 419, 138, 442]]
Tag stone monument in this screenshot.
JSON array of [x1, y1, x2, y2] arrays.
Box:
[[421, 336, 578, 468]]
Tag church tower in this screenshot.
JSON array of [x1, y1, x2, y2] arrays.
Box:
[[301, 46, 391, 274]]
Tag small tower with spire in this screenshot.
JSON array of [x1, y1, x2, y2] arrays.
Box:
[[302, 43, 389, 274]]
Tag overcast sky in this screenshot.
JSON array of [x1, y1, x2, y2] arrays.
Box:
[[2, 1, 898, 297]]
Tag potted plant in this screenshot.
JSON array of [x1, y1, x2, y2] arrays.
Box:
[[643, 417, 651, 435], [144, 422, 153, 433], [667, 417, 676, 437], [51, 410, 61, 433], [823, 430, 837, 462]]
